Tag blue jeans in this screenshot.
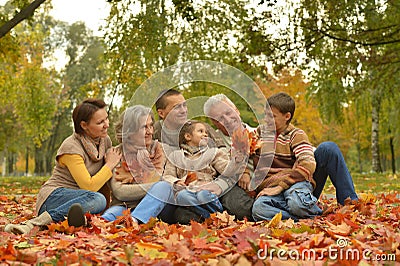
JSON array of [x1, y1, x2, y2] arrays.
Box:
[[176, 189, 223, 219], [252, 181, 322, 221], [313, 141, 358, 205], [102, 181, 174, 223], [38, 188, 106, 222]]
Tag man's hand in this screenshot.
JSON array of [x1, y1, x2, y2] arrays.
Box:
[[192, 182, 222, 196], [238, 173, 250, 190], [256, 186, 283, 198]]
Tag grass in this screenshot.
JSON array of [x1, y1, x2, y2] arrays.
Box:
[[322, 172, 399, 195], [0, 176, 48, 195], [0, 173, 398, 196]]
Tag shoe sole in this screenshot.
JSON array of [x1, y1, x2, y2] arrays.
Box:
[[67, 203, 85, 227]]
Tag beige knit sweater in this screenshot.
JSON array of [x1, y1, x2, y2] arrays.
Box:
[[35, 134, 112, 214]]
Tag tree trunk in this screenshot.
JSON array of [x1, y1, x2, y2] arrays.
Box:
[[371, 92, 382, 173], [1, 149, 6, 176], [25, 146, 29, 176], [390, 135, 396, 174], [7, 152, 15, 176], [34, 146, 44, 176]]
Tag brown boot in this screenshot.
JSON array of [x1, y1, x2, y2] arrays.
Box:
[[4, 211, 53, 235], [67, 203, 86, 227]]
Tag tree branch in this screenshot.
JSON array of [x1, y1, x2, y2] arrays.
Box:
[[0, 0, 47, 38]]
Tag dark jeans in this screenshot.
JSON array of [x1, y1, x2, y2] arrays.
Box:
[[174, 185, 255, 224], [313, 141, 358, 205]]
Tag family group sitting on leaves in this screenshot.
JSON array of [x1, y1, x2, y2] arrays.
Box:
[[5, 89, 358, 235]]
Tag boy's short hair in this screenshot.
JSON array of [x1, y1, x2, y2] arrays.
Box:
[[267, 92, 295, 124]]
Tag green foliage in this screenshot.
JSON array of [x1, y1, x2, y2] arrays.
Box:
[[103, 0, 262, 106], [0, 4, 107, 175]]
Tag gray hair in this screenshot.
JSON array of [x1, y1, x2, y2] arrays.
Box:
[[203, 93, 236, 117], [115, 105, 154, 143]]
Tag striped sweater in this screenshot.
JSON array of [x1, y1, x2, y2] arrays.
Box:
[[257, 123, 316, 192]]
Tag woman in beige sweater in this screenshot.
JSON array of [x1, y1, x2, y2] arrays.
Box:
[[5, 99, 121, 234]]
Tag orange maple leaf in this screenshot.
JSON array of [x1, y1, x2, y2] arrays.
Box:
[[232, 128, 260, 155], [184, 172, 198, 186]]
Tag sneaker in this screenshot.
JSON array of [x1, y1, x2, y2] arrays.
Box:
[[67, 203, 86, 227]]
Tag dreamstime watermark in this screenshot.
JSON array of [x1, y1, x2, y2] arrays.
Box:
[[257, 238, 396, 262]]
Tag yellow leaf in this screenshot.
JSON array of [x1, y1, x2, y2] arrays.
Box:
[[136, 246, 168, 259], [359, 193, 376, 202], [105, 233, 121, 240], [135, 242, 167, 259], [266, 212, 282, 228]]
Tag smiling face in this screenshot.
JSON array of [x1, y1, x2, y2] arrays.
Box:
[[80, 108, 109, 139], [127, 115, 154, 148], [185, 123, 208, 147], [208, 100, 242, 136], [157, 94, 188, 129]]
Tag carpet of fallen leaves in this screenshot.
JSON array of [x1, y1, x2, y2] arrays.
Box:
[[0, 193, 399, 266]]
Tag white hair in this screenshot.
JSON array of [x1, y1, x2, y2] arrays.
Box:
[[203, 94, 236, 117]]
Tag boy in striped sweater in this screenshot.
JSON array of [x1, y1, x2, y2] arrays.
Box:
[[252, 92, 322, 221]]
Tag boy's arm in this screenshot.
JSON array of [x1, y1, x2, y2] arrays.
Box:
[[288, 129, 316, 183], [257, 128, 316, 194]]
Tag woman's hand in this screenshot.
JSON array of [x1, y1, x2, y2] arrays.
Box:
[[105, 147, 122, 170], [173, 180, 187, 191]]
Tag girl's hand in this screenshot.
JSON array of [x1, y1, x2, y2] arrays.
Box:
[[192, 182, 222, 196]]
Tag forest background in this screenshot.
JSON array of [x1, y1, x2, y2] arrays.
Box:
[[0, 0, 399, 179]]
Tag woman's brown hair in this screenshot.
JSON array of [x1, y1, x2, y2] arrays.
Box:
[[72, 98, 107, 134]]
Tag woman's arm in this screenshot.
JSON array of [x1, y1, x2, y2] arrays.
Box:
[[59, 154, 112, 191], [110, 177, 154, 201]]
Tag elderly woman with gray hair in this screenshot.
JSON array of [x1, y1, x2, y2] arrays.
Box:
[[101, 105, 174, 224]]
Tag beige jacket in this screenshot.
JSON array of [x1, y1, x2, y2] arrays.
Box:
[[163, 145, 231, 193]]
